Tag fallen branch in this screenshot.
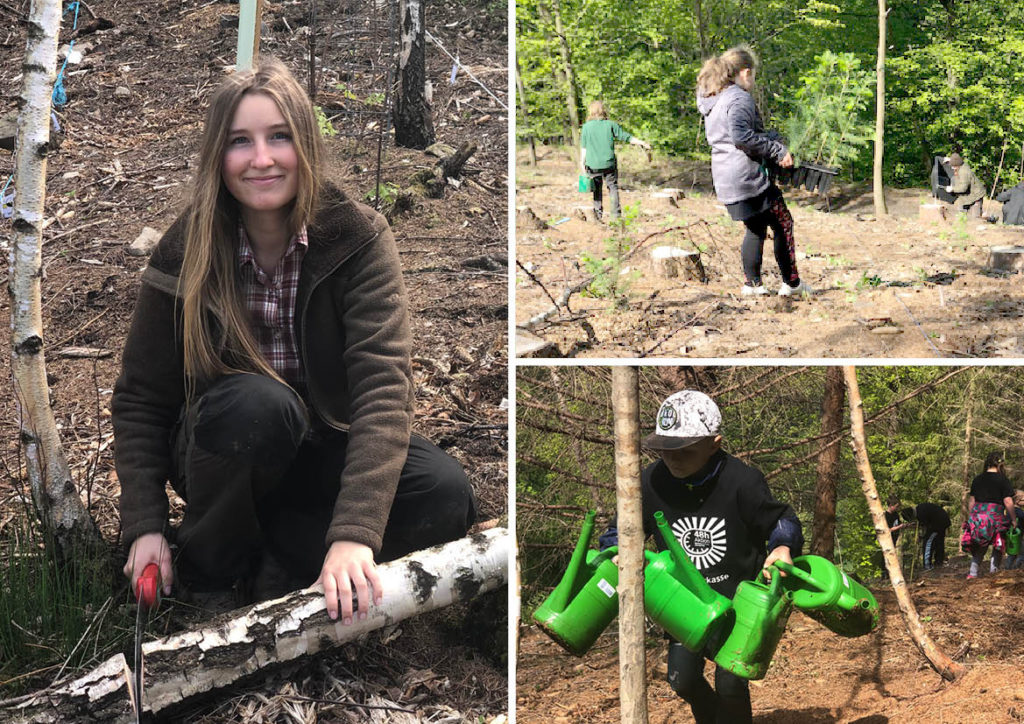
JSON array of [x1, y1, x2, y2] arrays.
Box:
[[518, 220, 711, 332], [0, 529, 509, 723]]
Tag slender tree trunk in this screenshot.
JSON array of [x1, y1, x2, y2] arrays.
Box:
[[811, 366, 844, 558], [611, 367, 648, 724], [959, 373, 975, 529], [548, 0, 581, 154], [873, 0, 888, 215], [843, 367, 964, 681], [693, 0, 708, 58], [0, 530, 510, 723], [393, 0, 435, 148], [11, 0, 102, 562], [515, 58, 538, 166]]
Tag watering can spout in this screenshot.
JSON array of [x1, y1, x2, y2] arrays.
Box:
[[548, 510, 597, 612], [653, 511, 718, 604]]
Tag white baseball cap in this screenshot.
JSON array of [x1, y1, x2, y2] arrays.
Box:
[[643, 390, 722, 450]]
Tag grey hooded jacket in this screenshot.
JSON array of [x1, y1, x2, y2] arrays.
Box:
[[697, 84, 788, 205]]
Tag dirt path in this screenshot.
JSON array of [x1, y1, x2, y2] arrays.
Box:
[[515, 146, 1024, 358], [517, 558, 1024, 722]]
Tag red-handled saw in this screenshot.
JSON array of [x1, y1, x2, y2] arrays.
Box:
[[132, 563, 161, 723]]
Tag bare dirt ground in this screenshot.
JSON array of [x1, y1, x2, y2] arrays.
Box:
[[0, 0, 507, 718], [515, 145, 1024, 358], [517, 556, 1024, 722]]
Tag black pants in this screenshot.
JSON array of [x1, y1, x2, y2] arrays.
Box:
[[586, 163, 620, 220], [667, 641, 751, 724], [921, 526, 948, 569], [171, 374, 476, 589], [740, 194, 799, 287]]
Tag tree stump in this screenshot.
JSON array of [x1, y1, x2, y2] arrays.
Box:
[[919, 202, 948, 223], [987, 245, 1024, 273], [650, 246, 706, 281], [516, 206, 548, 230]]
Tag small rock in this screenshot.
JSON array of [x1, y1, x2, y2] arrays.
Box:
[[114, 86, 131, 98], [128, 226, 163, 257]]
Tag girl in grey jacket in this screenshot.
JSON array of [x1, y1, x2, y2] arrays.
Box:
[[697, 47, 812, 297]]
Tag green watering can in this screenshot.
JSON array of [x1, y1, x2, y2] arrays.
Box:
[[578, 174, 592, 192], [532, 511, 619, 656], [712, 570, 793, 680], [774, 555, 879, 638], [1007, 527, 1022, 556], [644, 511, 733, 651]]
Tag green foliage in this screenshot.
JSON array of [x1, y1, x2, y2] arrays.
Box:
[[518, 0, 1024, 187], [1, 512, 130, 696], [314, 106, 337, 137], [579, 203, 641, 306], [782, 51, 874, 167], [366, 181, 401, 206]]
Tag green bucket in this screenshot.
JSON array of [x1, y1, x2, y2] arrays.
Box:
[[712, 572, 793, 680], [644, 511, 733, 651], [532, 512, 619, 656], [775, 555, 879, 638], [578, 174, 592, 193]]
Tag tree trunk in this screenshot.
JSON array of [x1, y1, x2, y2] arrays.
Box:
[[548, 0, 581, 154], [872, 0, 888, 215], [611, 367, 648, 724], [959, 373, 975, 529], [811, 366, 844, 558], [843, 367, 964, 682], [0, 530, 509, 723], [393, 0, 435, 148], [693, 0, 708, 58], [515, 57, 538, 166], [11, 0, 103, 562]]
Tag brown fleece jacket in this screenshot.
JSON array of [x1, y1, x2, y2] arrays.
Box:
[[113, 184, 413, 554]]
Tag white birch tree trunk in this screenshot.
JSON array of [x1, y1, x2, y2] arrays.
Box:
[[0, 529, 510, 723], [843, 367, 963, 681], [611, 367, 648, 724], [11, 0, 101, 559]]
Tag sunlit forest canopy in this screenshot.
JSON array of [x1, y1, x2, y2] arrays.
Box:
[[517, 0, 1024, 187]]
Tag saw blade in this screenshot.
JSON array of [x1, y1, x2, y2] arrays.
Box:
[[133, 597, 145, 723]]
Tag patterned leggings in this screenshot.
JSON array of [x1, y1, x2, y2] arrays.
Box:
[[741, 196, 799, 286]]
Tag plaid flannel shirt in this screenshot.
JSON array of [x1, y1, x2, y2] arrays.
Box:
[[238, 224, 308, 386]]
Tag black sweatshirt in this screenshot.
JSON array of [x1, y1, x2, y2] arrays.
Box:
[[602, 450, 803, 598]]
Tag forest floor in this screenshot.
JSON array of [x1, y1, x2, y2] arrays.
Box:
[[517, 554, 1024, 723], [515, 145, 1024, 358], [0, 0, 507, 720]]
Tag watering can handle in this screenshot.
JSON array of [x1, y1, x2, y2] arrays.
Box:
[[770, 560, 826, 591]]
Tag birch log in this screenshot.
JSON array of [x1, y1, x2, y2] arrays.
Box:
[[842, 367, 964, 681], [611, 367, 648, 724], [0, 529, 510, 723], [11, 0, 102, 560]]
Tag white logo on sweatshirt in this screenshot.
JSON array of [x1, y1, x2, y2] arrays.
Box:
[[671, 516, 727, 570]]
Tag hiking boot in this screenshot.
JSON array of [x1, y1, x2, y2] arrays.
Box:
[[779, 280, 814, 297], [741, 284, 769, 296]]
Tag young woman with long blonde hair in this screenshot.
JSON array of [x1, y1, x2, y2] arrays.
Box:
[[115, 58, 475, 623]]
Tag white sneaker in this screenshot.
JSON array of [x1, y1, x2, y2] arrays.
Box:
[[779, 280, 813, 297], [741, 284, 768, 296]]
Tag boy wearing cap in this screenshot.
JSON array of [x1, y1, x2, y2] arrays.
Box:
[[601, 390, 803, 724]]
